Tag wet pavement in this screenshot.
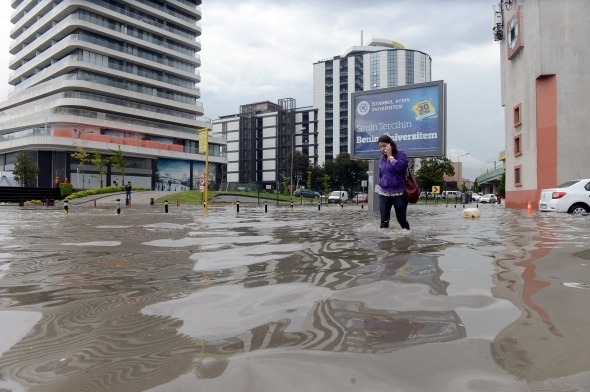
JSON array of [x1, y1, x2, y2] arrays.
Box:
[[0, 201, 589, 391]]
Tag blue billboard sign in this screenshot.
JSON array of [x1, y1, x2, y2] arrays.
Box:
[[351, 80, 446, 159]]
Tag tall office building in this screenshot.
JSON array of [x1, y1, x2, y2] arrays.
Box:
[[497, 0, 590, 209], [212, 99, 318, 188], [0, 0, 225, 190], [313, 38, 431, 164]]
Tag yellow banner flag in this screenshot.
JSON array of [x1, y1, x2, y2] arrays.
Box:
[[199, 128, 208, 153]]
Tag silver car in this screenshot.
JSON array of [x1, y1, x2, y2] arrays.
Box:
[[479, 194, 497, 203]]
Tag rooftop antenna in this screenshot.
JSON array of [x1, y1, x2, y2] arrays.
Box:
[[361, 30, 363, 46]]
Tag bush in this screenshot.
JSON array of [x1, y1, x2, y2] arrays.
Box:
[[24, 200, 42, 205], [64, 186, 138, 200], [59, 183, 74, 198]]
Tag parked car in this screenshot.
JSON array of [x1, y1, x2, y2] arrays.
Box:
[[353, 193, 368, 203], [441, 191, 461, 199], [479, 193, 497, 203], [472, 193, 483, 202], [293, 188, 320, 198], [419, 191, 437, 199], [539, 179, 590, 213], [327, 190, 349, 204]]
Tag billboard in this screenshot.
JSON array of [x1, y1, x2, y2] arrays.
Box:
[[351, 80, 446, 159]]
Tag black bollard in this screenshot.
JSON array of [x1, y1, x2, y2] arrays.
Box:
[[150, 197, 154, 205], [340, 202, 343, 209], [265, 202, 268, 213], [165, 200, 168, 213], [290, 201, 293, 212], [237, 200, 240, 213], [116, 199, 121, 215], [318, 201, 321, 211], [63, 200, 69, 215]]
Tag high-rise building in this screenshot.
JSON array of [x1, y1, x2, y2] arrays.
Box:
[[497, 0, 590, 209], [0, 0, 225, 190], [313, 38, 431, 164], [212, 99, 318, 188]]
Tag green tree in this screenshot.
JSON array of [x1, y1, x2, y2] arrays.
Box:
[[108, 145, 129, 183], [321, 174, 331, 195], [70, 142, 90, 189], [90, 149, 108, 188], [286, 150, 311, 190], [497, 172, 505, 198], [308, 164, 325, 192], [279, 173, 290, 195], [461, 181, 468, 193], [416, 157, 455, 194], [472, 179, 480, 193], [324, 153, 369, 196], [13, 151, 39, 190]]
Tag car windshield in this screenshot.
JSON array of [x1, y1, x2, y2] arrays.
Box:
[[330, 191, 341, 196]]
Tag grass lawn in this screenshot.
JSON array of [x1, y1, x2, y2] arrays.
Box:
[[153, 190, 317, 206]]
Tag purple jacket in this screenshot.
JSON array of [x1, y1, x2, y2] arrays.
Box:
[[378, 150, 408, 194]]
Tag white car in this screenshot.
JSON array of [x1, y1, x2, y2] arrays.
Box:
[[472, 193, 483, 202], [539, 179, 590, 213], [479, 194, 497, 203], [327, 190, 349, 204]]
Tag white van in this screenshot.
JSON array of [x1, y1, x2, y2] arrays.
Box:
[[327, 190, 349, 204], [441, 191, 461, 199]]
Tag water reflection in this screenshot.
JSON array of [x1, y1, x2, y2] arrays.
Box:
[[0, 204, 588, 391], [490, 212, 590, 382]]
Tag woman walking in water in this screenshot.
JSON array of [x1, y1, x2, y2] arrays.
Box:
[[377, 135, 410, 230]]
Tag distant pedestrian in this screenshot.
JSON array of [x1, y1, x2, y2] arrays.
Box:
[[55, 176, 60, 187], [125, 181, 132, 200], [64, 178, 69, 184]]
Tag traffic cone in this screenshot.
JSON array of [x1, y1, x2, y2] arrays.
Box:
[[527, 200, 532, 214]]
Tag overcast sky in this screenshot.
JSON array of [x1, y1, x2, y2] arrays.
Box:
[[0, 0, 505, 181]]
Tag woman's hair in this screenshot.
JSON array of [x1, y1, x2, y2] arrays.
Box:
[[378, 135, 398, 154]]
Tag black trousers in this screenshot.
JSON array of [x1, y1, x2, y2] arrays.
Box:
[[379, 194, 410, 230]]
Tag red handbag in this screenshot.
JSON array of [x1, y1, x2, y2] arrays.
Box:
[[404, 168, 420, 204]]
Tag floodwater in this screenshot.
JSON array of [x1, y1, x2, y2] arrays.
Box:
[[0, 201, 589, 392]]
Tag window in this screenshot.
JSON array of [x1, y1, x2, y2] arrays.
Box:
[[514, 165, 522, 187], [405, 51, 414, 84], [370, 52, 379, 89], [513, 103, 521, 126], [514, 134, 522, 156]]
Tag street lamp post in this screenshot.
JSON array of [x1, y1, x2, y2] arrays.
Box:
[[457, 152, 469, 189], [290, 128, 305, 195]]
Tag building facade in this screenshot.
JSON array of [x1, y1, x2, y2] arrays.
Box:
[[498, 0, 590, 209], [312, 38, 431, 164], [0, 0, 225, 191], [211, 100, 318, 189]]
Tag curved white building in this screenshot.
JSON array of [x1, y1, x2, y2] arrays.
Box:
[[0, 0, 225, 190], [313, 38, 432, 163]]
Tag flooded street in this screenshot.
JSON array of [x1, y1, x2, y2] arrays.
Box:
[[0, 201, 589, 392]]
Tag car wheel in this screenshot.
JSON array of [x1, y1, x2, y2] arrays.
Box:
[[568, 204, 590, 214]]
